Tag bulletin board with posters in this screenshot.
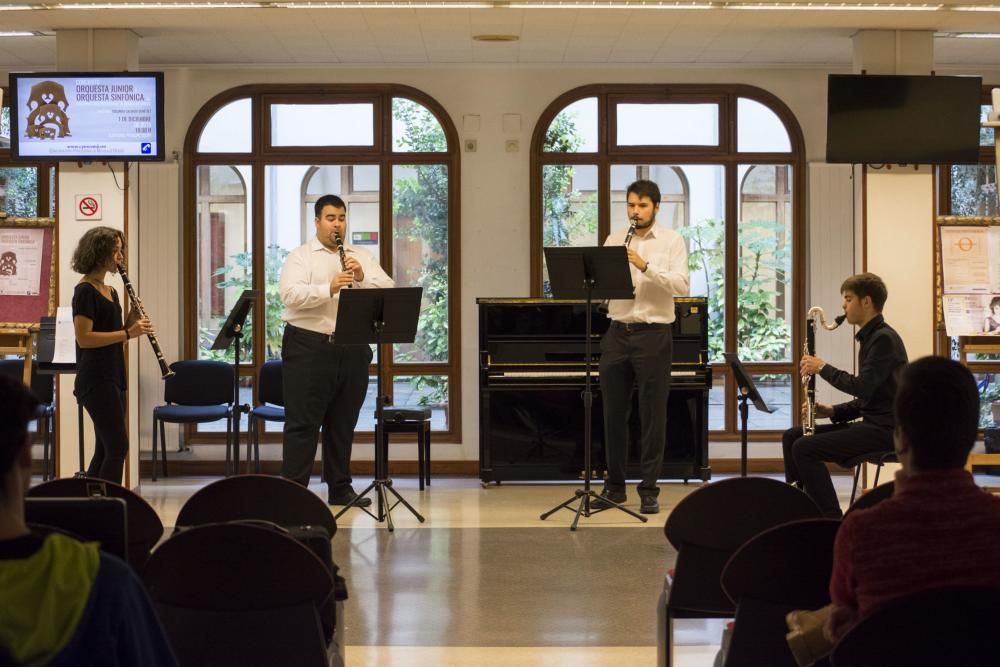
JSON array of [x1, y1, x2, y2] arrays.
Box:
[[0, 215, 57, 332], [936, 216, 1000, 337]]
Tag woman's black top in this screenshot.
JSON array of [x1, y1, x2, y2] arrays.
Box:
[[72, 282, 126, 397]]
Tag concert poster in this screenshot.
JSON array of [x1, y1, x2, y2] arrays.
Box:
[[0, 227, 44, 296]]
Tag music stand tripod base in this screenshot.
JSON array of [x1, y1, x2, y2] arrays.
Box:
[[540, 486, 648, 531], [334, 477, 424, 532]]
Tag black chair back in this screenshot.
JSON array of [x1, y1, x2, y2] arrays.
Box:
[[831, 586, 1000, 666], [174, 474, 336, 537], [28, 476, 164, 570], [722, 518, 841, 608], [0, 359, 54, 404], [258, 360, 284, 407], [665, 477, 822, 551], [164, 360, 233, 406], [24, 497, 129, 562], [144, 522, 334, 667], [845, 481, 895, 516]]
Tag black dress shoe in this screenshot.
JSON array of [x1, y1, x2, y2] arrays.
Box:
[[328, 489, 372, 508], [590, 489, 627, 510], [639, 495, 660, 514]]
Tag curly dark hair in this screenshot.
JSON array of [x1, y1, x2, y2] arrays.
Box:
[[71, 226, 124, 275]]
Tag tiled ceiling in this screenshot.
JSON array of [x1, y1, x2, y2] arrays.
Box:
[[0, 5, 999, 68]]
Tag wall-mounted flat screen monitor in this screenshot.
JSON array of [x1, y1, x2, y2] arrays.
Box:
[[8, 71, 165, 161], [826, 74, 982, 165]]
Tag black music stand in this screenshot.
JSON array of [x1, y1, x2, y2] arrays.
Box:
[[332, 286, 424, 532], [210, 289, 256, 476], [539, 246, 646, 530], [723, 353, 774, 477], [37, 316, 86, 474]]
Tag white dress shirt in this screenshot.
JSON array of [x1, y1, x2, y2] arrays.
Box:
[[604, 224, 689, 324], [279, 237, 394, 334]]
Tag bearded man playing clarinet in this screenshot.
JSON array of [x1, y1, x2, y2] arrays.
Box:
[[782, 273, 908, 518], [279, 194, 393, 507], [593, 179, 689, 515]]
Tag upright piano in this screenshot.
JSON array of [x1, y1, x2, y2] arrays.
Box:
[[478, 297, 711, 484]]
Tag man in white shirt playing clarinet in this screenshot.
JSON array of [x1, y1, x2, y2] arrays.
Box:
[[279, 194, 394, 507], [593, 179, 689, 515]]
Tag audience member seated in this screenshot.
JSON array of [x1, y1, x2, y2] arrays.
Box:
[[0, 376, 177, 666], [825, 356, 1000, 644]]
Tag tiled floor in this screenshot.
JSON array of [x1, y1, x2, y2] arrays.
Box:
[[137, 474, 858, 667]]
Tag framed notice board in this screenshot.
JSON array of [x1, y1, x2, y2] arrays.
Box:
[[0, 216, 57, 332], [935, 215, 1000, 338]]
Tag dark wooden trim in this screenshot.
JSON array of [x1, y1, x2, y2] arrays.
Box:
[[861, 164, 868, 271], [139, 459, 480, 478], [136, 457, 853, 478]]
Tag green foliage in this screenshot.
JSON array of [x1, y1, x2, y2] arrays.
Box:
[[391, 98, 449, 406], [679, 218, 791, 365], [980, 376, 1000, 429], [541, 111, 594, 295], [199, 245, 288, 363], [950, 164, 998, 217], [0, 167, 39, 217]]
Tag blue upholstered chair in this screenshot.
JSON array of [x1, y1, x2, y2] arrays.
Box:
[[151, 360, 234, 480], [247, 360, 285, 474]]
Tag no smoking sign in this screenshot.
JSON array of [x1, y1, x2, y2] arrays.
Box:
[[75, 194, 103, 221]]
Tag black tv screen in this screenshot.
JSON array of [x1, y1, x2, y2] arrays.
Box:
[[9, 71, 165, 161], [826, 74, 982, 165]]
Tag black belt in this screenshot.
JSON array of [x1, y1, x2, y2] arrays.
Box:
[[286, 323, 335, 343], [610, 321, 670, 333]]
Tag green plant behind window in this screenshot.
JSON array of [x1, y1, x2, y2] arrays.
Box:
[[392, 99, 449, 406], [679, 217, 791, 366], [199, 244, 288, 363]]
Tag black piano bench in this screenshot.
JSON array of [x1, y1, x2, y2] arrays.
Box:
[[376, 408, 432, 490]]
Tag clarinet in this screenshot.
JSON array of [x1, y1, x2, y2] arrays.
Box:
[[801, 306, 845, 435], [334, 231, 353, 288], [116, 263, 175, 379]]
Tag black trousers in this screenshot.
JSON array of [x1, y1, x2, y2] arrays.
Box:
[[78, 383, 127, 484], [781, 422, 894, 518], [280, 325, 372, 491], [599, 322, 673, 497]]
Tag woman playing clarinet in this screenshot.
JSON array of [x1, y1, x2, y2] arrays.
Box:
[[71, 226, 152, 483]]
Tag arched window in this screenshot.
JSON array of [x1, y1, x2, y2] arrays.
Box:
[[531, 85, 805, 439], [184, 85, 461, 451]]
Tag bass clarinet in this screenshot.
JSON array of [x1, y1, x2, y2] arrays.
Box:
[[116, 263, 175, 379], [801, 306, 845, 435], [333, 231, 352, 289]]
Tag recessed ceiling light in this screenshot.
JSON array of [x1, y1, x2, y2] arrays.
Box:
[[473, 34, 520, 42]]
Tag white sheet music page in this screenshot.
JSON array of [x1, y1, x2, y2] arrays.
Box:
[[52, 305, 76, 364]]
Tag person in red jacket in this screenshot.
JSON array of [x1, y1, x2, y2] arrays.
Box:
[[825, 356, 1000, 642]]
